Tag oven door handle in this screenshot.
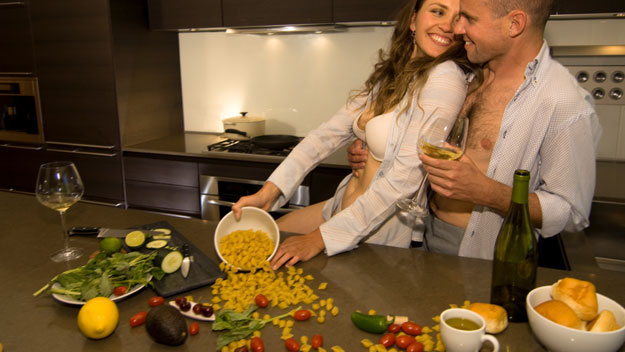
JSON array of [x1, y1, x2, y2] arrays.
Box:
[[204, 199, 301, 214]]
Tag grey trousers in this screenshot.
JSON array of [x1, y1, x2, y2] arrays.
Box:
[[423, 214, 465, 255]]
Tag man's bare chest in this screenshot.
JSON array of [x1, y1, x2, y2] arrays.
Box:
[[461, 86, 515, 153]]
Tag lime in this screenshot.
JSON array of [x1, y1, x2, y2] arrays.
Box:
[[125, 230, 146, 249], [99, 237, 123, 254], [77, 297, 119, 339]]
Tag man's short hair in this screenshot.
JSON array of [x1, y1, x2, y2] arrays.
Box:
[[489, 0, 554, 30]]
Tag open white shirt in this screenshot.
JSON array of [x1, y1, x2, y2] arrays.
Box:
[[267, 61, 469, 256], [458, 41, 602, 259]]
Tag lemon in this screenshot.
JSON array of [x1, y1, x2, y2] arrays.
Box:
[[99, 237, 123, 254], [77, 297, 119, 339]]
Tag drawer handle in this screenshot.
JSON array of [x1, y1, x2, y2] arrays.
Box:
[[204, 199, 300, 213], [46, 141, 116, 149], [1, 143, 43, 150], [46, 148, 117, 157]]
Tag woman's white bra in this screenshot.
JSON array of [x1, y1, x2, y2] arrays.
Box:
[[352, 111, 394, 162]]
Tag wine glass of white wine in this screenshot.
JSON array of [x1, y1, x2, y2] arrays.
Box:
[[396, 115, 469, 217], [36, 161, 85, 262]]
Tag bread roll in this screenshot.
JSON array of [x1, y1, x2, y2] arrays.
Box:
[[468, 303, 508, 334], [551, 277, 598, 321], [587, 310, 620, 332], [534, 300, 585, 330]]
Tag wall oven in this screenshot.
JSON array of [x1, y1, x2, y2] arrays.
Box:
[[200, 175, 310, 221], [0, 76, 43, 144]]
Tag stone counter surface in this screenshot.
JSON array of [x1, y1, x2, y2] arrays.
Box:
[[1, 191, 624, 351], [124, 132, 351, 168]]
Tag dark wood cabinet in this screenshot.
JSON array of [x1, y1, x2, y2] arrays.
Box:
[[554, 0, 625, 15], [147, 0, 222, 30], [334, 0, 408, 23], [0, 0, 184, 204], [0, 3, 35, 74], [124, 155, 200, 216], [222, 0, 333, 27], [29, 0, 121, 147]]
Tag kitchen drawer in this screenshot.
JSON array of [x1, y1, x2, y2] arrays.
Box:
[[198, 159, 282, 182], [126, 180, 200, 216], [124, 156, 198, 187]]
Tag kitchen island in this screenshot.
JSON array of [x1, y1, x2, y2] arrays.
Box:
[[1, 190, 624, 351]]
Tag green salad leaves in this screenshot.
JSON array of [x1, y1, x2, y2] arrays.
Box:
[[212, 305, 300, 349], [34, 251, 165, 301]]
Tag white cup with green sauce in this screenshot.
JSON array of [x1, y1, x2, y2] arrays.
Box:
[[440, 308, 500, 352]]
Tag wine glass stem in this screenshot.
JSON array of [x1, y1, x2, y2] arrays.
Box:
[[58, 210, 68, 249], [410, 172, 429, 208]]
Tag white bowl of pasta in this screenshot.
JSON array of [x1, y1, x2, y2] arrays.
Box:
[[214, 207, 280, 271]]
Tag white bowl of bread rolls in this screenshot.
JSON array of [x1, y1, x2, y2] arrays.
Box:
[[526, 277, 625, 352]]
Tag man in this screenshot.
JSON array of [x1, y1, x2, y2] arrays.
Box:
[[349, 0, 601, 259]]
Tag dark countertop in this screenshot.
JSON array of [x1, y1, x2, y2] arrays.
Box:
[[2, 191, 625, 351], [124, 132, 350, 168]]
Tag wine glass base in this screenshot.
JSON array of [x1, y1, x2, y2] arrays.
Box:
[[396, 198, 430, 218], [50, 247, 84, 262]]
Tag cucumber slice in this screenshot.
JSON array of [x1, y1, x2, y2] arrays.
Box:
[[154, 248, 183, 274], [125, 230, 146, 249], [151, 234, 172, 240], [153, 228, 172, 235], [146, 239, 168, 249]]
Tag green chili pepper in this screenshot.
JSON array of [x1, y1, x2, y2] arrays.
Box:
[[351, 311, 395, 333]]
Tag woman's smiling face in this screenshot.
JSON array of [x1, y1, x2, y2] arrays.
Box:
[[411, 0, 460, 58]]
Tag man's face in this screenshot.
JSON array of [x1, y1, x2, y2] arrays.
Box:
[[454, 0, 507, 64]]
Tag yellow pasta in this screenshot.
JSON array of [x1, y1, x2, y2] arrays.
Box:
[[219, 229, 274, 271]]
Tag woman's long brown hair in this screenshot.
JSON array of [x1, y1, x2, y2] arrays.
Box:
[[352, 0, 481, 116]]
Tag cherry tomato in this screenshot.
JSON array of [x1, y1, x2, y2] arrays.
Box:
[[407, 342, 425, 352], [379, 332, 396, 348], [254, 294, 269, 308], [311, 334, 323, 348], [250, 337, 265, 352], [234, 347, 250, 352], [148, 296, 165, 307], [293, 309, 311, 321], [113, 286, 127, 296], [387, 323, 401, 333], [189, 321, 199, 336], [285, 338, 300, 352], [129, 311, 148, 327], [401, 321, 422, 336], [396, 335, 417, 349]]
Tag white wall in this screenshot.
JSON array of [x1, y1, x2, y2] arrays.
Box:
[[179, 27, 394, 136], [179, 19, 625, 139]]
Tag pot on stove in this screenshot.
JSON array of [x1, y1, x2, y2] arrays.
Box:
[[222, 112, 265, 137]]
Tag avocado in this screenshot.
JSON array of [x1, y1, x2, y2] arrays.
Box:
[[145, 305, 188, 346]]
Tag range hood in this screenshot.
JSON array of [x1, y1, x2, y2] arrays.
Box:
[[225, 24, 348, 35]]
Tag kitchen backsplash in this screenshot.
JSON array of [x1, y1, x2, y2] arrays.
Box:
[[179, 26, 394, 136]]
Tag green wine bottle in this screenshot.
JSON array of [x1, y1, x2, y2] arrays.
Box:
[[490, 169, 538, 322]]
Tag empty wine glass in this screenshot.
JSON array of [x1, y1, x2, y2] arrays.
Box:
[[396, 114, 469, 217], [36, 161, 85, 262]]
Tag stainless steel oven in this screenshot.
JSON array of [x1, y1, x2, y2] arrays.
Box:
[[200, 175, 310, 221], [0, 76, 43, 144]]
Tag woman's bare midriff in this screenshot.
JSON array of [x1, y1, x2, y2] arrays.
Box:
[[339, 153, 382, 213]]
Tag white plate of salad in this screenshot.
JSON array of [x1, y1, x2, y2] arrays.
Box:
[[51, 275, 152, 306], [34, 251, 163, 306]]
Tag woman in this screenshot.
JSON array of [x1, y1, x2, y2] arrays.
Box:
[[233, 0, 477, 269]]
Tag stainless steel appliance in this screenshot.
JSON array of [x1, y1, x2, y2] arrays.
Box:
[[552, 45, 625, 272], [0, 76, 43, 144], [200, 175, 309, 221]]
